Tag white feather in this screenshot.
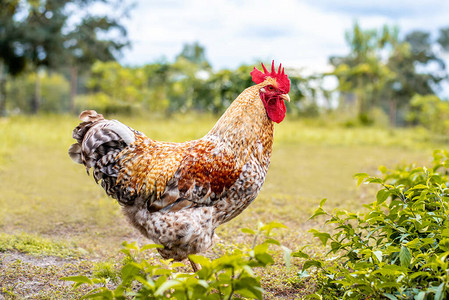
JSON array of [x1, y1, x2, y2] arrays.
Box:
[[108, 120, 135, 145]]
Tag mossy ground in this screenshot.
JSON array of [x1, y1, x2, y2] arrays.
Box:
[[0, 114, 438, 299]]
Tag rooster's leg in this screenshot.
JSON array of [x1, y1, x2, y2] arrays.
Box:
[[188, 258, 200, 272]]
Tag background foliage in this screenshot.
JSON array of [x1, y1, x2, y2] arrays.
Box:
[[1, 3, 449, 131]]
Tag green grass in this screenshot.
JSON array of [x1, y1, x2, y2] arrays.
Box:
[[0, 113, 441, 298], [0, 232, 85, 258]]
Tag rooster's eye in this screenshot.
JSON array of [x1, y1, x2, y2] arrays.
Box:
[[267, 86, 274, 91]]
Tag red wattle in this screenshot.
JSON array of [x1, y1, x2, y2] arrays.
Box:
[[265, 96, 286, 123]]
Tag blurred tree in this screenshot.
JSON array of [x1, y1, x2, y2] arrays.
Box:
[[176, 41, 211, 68], [437, 27, 449, 51], [292, 74, 326, 117], [407, 94, 449, 134], [405, 31, 434, 63], [437, 27, 449, 89], [143, 62, 171, 112], [65, 10, 129, 112], [205, 65, 253, 113], [83, 61, 149, 114], [0, 1, 25, 115], [330, 23, 394, 124], [0, 1, 26, 74], [1, 0, 69, 114], [169, 42, 212, 111], [0, 0, 129, 115], [382, 42, 434, 125], [382, 29, 447, 125], [331, 23, 449, 126], [7, 71, 70, 113]]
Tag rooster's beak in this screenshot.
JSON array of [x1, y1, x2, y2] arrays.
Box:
[[281, 94, 291, 102]]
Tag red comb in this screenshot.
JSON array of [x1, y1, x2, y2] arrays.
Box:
[[251, 61, 290, 93]]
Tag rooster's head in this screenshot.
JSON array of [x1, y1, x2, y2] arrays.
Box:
[[251, 61, 290, 123]]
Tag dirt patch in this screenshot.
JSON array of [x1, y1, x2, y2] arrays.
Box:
[[1, 251, 75, 267], [0, 251, 94, 299]]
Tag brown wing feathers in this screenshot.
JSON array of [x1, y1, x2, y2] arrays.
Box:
[[115, 137, 242, 212], [177, 142, 241, 200], [115, 136, 185, 202], [70, 111, 242, 213]]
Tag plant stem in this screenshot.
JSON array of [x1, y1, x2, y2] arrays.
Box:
[[215, 273, 224, 300], [227, 267, 235, 300]]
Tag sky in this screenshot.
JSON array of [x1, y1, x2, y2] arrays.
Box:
[[118, 0, 449, 74]]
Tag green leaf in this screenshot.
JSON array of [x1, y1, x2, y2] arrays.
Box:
[[242, 265, 255, 277], [319, 198, 327, 207], [309, 229, 331, 246], [383, 293, 398, 300], [61, 275, 93, 285], [121, 263, 141, 282], [153, 268, 173, 276], [379, 165, 388, 173], [241, 228, 256, 235], [234, 277, 263, 300], [171, 262, 186, 268], [259, 222, 288, 235], [135, 275, 155, 289], [254, 252, 274, 266], [399, 246, 411, 268], [254, 243, 269, 254], [415, 291, 426, 300], [439, 238, 449, 251], [354, 173, 369, 187], [264, 238, 281, 246], [154, 279, 182, 296], [408, 271, 429, 280], [441, 228, 449, 237], [141, 243, 164, 251], [435, 282, 444, 300], [292, 250, 309, 259], [372, 265, 404, 276], [330, 241, 342, 252], [373, 250, 383, 263], [61, 275, 95, 289], [82, 289, 113, 299], [376, 189, 390, 204], [302, 260, 322, 270], [410, 184, 429, 190], [188, 254, 211, 268], [309, 207, 328, 220], [366, 177, 383, 184], [122, 241, 139, 251]]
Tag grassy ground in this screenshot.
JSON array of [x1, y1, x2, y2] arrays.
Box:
[[0, 113, 440, 299]]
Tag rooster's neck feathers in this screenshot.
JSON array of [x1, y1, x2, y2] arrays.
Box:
[[206, 85, 273, 155]]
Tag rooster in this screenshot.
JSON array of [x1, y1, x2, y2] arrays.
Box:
[[69, 62, 290, 269]]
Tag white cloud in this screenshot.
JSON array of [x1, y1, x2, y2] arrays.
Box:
[[119, 0, 449, 74]]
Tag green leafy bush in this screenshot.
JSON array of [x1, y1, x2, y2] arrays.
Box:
[[407, 95, 449, 135], [62, 222, 289, 299], [300, 150, 449, 299]]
